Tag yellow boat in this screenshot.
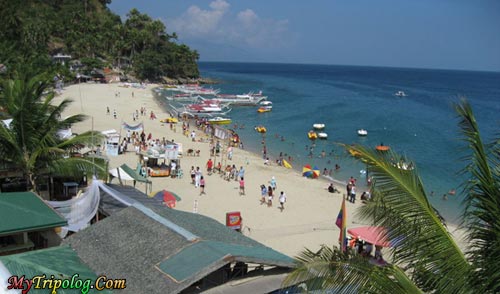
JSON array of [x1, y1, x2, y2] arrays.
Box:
[[160, 117, 178, 123], [257, 107, 272, 113], [255, 126, 267, 133], [282, 159, 292, 169], [307, 131, 318, 140]]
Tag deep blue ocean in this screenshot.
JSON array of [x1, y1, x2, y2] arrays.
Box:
[[172, 62, 500, 223]]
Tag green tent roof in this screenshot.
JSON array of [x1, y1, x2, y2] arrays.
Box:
[[0, 192, 67, 236], [0, 245, 111, 294], [120, 163, 150, 183]]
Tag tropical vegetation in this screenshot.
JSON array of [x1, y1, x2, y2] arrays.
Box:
[[0, 0, 199, 81], [0, 66, 106, 192], [284, 99, 500, 293]]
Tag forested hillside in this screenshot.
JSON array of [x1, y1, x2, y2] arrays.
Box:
[[0, 0, 199, 80]]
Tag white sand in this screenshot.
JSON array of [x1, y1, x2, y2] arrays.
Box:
[[55, 83, 467, 257]]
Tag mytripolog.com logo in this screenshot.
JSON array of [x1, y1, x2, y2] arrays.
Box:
[[6, 274, 126, 294]]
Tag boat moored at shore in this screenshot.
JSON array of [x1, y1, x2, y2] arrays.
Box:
[[208, 117, 232, 125]]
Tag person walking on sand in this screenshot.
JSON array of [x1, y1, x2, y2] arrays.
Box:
[[206, 158, 213, 175], [270, 176, 277, 191], [279, 191, 287, 212], [239, 177, 245, 196], [190, 166, 196, 185], [195, 167, 201, 187], [227, 146, 233, 160], [106, 106, 110, 115], [267, 185, 274, 207], [238, 166, 245, 180], [260, 185, 267, 204], [199, 176, 206, 195], [113, 109, 117, 119]]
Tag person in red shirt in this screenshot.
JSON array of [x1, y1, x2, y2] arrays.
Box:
[[206, 158, 213, 175]]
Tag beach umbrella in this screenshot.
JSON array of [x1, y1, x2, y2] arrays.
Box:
[[302, 164, 313, 178], [150, 190, 182, 208], [312, 166, 320, 178], [347, 226, 402, 247]]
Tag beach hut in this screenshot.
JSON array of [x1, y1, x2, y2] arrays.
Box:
[[101, 129, 120, 156], [347, 226, 402, 247], [0, 192, 67, 255]]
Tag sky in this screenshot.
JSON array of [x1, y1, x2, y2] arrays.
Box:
[[109, 0, 500, 72]]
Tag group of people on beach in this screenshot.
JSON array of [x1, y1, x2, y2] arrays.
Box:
[[189, 166, 205, 195], [259, 177, 287, 211]]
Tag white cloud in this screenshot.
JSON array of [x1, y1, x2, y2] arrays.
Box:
[[170, 0, 229, 36], [210, 0, 230, 11], [169, 1, 292, 49], [237, 9, 258, 28]]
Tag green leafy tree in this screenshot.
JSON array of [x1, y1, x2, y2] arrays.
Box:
[[284, 99, 500, 293], [0, 66, 106, 192]]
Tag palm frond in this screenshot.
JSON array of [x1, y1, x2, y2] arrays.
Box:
[[454, 99, 500, 293], [284, 245, 423, 294], [344, 144, 471, 293]]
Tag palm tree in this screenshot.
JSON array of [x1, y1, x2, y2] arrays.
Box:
[[0, 66, 106, 192], [284, 99, 500, 293]]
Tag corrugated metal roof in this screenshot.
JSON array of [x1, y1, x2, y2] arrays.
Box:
[[0, 192, 67, 235]]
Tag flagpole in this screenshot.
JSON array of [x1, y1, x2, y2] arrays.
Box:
[[336, 198, 348, 252]]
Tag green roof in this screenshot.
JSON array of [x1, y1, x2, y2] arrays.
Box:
[[120, 163, 150, 183], [158, 240, 295, 282], [0, 245, 110, 294], [0, 192, 67, 235]]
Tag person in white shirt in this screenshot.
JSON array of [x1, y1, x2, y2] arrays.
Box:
[[279, 191, 287, 212]]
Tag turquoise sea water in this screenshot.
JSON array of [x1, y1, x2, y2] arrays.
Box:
[[164, 62, 500, 223]]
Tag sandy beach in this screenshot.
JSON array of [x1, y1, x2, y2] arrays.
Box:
[[54, 83, 466, 257]]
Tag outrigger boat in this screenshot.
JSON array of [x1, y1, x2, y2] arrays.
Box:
[[215, 91, 268, 106]]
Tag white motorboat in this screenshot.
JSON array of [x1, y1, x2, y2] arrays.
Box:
[[313, 123, 325, 130], [357, 129, 368, 136], [257, 101, 273, 113], [208, 117, 232, 125], [318, 132, 328, 139], [395, 91, 407, 97]]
